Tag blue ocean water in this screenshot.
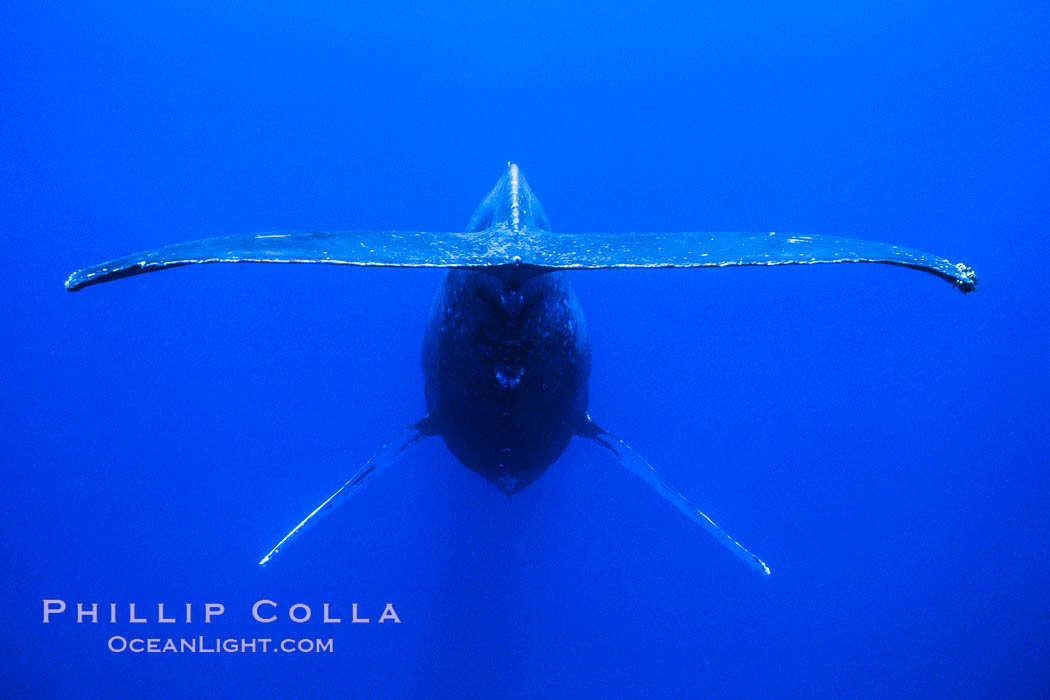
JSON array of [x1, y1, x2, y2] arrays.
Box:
[[3, 2, 1047, 697]]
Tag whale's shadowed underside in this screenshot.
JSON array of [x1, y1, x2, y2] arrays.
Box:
[[67, 165, 977, 574]]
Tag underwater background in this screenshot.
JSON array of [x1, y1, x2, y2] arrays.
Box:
[[3, 2, 1048, 697]]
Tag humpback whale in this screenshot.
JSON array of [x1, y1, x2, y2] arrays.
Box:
[[66, 164, 977, 574]]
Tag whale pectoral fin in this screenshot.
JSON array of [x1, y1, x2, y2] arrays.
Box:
[[577, 418, 771, 575], [258, 417, 436, 567]]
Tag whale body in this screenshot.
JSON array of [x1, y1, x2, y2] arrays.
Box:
[[67, 164, 977, 574]]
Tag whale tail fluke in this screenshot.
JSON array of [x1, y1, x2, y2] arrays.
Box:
[[65, 166, 976, 294]]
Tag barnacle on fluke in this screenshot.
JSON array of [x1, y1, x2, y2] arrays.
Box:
[[953, 262, 978, 293], [67, 164, 977, 575]]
